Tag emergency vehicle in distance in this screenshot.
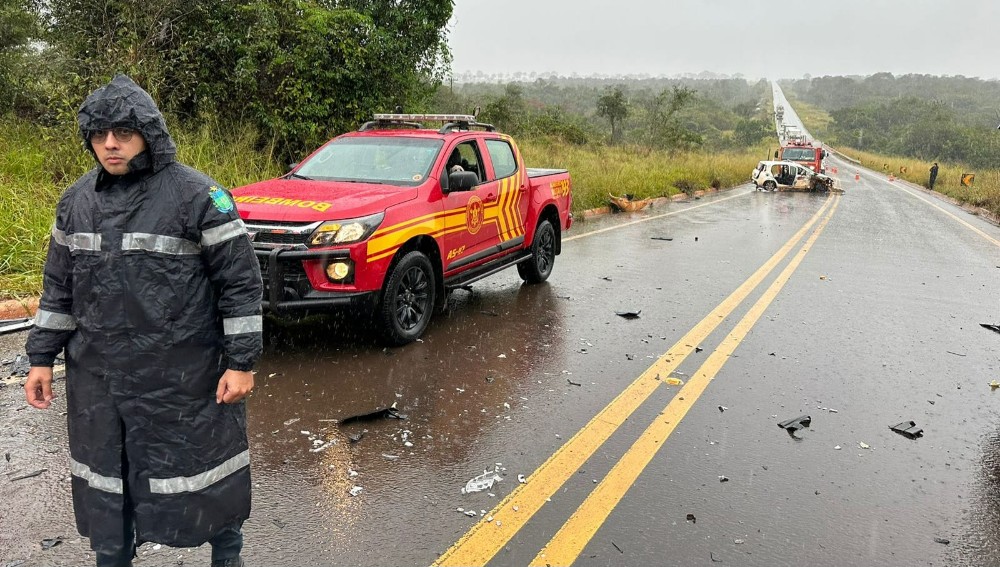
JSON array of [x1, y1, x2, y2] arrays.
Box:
[[232, 113, 573, 345], [778, 139, 827, 173]]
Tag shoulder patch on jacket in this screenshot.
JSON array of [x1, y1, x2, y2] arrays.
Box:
[[208, 185, 234, 213]]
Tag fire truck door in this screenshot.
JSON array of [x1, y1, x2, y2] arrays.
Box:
[[441, 140, 500, 271]]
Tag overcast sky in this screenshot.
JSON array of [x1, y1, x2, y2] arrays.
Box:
[[448, 0, 999, 80]]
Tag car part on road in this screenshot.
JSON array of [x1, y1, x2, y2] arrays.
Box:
[[462, 467, 502, 494], [0, 318, 33, 335], [650, 236, 673, 241], [9, 468, 47, 481], [615, 310, 641, 319], [890, 421, 923, 439], [338, 402, 408, 425], [980, 323, 1000, 335], [777, 415, 811, 436]]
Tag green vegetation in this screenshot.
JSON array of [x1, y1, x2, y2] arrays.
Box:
[[783, 73, 1000, 217], [0, 117, 282, 298], [0, 3, 779, 299]]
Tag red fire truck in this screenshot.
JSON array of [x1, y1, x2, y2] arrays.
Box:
[[232, 113, 573, 345], [778, 140, 827, 173]]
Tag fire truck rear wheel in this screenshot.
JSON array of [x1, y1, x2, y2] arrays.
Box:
[[518, 219, 556, 284], [378, 251, 436, 345]]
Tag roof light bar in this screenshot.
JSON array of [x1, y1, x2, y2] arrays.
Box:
[[372, 113, 476, 122]]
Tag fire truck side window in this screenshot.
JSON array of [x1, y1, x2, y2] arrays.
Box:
[[446, 141, 484, 183], [485, 139, 518, 180]]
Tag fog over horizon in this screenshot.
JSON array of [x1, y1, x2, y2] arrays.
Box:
[[447, 0, 1000, 82]]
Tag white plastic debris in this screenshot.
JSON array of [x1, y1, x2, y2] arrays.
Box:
[[834, 445, 842, 450], [858, 442, 870, 450], [498, 353, 507, 359], [462, 467, 503, 494], [310, 440, 336, 453], [517, 474, 527, 484], [349, 486, 363, 497], [349, 469, 359, 478]]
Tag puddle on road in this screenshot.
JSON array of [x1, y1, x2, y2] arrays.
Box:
[[243, 282, 570, 558]]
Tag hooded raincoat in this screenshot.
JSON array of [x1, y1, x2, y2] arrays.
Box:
[[25, 75, 263, 552]]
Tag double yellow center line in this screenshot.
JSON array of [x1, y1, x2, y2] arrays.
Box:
[[435, 194, 841, 567]]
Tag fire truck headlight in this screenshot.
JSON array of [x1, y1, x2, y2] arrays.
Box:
[[309, 212, 385, 246]]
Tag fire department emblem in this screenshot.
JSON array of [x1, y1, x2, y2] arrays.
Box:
[[466, 195, 484, 235]]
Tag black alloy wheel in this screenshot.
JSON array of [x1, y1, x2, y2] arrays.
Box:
[[518, 219, 556, 284], [379, 251, 435, 345]]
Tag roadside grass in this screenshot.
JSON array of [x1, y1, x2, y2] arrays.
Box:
[[828, 147, 1000, 216], [0, 116, 282, 300], [785, 99, 1000, 219], [1, 115, 765, 299], [519, 137, 768, 211]]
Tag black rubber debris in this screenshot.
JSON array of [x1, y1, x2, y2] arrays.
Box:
[[777, 415, 811, 436], [890, 421, 923, 439]]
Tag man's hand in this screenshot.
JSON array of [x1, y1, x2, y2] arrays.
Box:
[[216, 369, 254, 404], [25, 366, 55, 409]]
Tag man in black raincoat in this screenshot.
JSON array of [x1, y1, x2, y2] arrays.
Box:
[[24, 75, 262, 567]]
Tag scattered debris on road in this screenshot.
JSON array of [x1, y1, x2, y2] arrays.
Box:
[[0, 318, 33, 336], [777, 415, 811, 437], [718, 405, 727, 412], [686, 513, 696, 523], [650, 236, 673, 241], [858, 442, 871, 450], [611, 541, 624, 554], [347, 430, 366, 444], [517, 474, 527, 484], [349, 486, 363, 497], [567, 378, 582, 386], [40, 537, 64, 550], [945, 351, 966, 357], [934, 537, 950, 545], [980, 323, 1000, 335], [890, 421, 923, 439], [462, 467, 502, 495], [9, 469, 47, 481], [718, 476, 729, 482], [615, 310, 641, 319], [338, 402, 407, 425], [665, 377, 684, 386], [991, 380, 1000, 391]]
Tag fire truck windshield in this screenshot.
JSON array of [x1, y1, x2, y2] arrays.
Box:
[[297, 137, 444, 186], [781, 148, 816, 161]]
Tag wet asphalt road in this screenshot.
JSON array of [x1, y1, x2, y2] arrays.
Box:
[[5, 158, 1000, 566]]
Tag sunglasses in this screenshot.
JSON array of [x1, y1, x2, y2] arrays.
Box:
[[90, 127, 137, 143]]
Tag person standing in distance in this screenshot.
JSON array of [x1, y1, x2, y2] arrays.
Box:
[[24, 74, 263, 567], [929, 162, 939, 189]]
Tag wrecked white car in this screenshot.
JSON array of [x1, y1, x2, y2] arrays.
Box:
[[751, 160, 838, 192]]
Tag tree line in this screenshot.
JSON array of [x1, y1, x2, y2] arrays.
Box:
[[1, 0, 453, 160], [432, 77, 774, 150], [782, 73, 1000, 169], [2, 0, 775, 161]]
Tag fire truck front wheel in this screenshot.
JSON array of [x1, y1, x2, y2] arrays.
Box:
[[378, 251, 436, 345]]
